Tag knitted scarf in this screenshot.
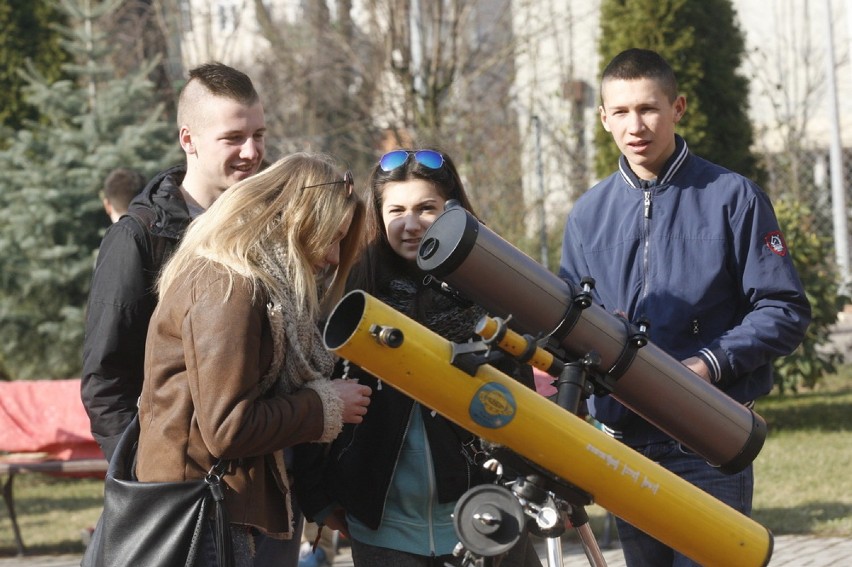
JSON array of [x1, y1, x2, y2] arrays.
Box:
[[381, 277, 484, 342], [247, 240, 344, 540], [253, 240, 342, 438]]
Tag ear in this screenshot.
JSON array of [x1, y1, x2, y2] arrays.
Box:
[[673, 95, 687, 123], [599, 105, 612, 132], [179, 126, 196, 155]]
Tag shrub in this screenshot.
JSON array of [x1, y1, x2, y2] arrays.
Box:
[[772, 199, 848, 393]]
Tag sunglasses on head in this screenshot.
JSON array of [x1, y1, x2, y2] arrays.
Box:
[[379, 150, 444, 172], [302, 169, 354, 197]]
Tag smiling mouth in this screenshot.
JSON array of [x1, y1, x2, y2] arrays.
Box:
[[232, 163, 256, 173]]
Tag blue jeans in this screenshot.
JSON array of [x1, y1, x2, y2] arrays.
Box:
[[195, 514, 304, 567], [615, 440, 754, 567]]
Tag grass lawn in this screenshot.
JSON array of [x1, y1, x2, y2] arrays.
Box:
[[0, 474, 103, 556], [752, 369, 852, 536], [2, 366, 850, 556]]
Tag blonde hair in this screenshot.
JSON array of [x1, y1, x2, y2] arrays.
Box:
[[158, 152, 365, 320]]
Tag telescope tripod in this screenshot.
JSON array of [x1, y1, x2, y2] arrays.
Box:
[[450, 335, 613, 567]]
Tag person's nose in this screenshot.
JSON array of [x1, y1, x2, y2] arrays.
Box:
[[402, 212, 421, 233], [627, 111, 645, 134], [325, 242, 341, 267], [240, 137, 262, 161]]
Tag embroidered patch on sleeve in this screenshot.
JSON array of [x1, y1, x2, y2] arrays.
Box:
[[764, 231, 788, 256]]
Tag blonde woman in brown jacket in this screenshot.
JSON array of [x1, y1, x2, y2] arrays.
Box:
[[136, 153, 372, 566]]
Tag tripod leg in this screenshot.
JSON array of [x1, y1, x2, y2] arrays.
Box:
[[575, 523, 608, 567], [563, 506, 608, 567], [544, 536, 565, 567]]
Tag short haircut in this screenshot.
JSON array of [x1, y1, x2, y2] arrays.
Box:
[[177, 62, 260, 128], [601, 48, 679, 102], [103, 167, 146, 214]]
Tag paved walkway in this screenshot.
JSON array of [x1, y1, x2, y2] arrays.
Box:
[[3, 534, 852, 566], [310, 535, 852, 566]]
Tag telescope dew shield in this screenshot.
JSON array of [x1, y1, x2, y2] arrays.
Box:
[[417, 206, 766, 474], [323, 290, 773, 567]]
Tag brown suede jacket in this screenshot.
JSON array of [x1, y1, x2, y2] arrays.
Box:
[[136, 263, 326, 537]]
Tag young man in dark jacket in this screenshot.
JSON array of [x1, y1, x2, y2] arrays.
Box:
[[559, 48, 810, 566], [81, 62, 266, 462]]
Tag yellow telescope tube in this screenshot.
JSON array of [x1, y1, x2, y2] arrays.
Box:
[[324, 290, 772, 567]]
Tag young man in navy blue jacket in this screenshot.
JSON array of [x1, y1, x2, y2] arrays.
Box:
[[559, 48, 810, 566]]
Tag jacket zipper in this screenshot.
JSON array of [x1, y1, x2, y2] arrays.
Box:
[[642, 188, 653, 302], [377, 404, 415, 525], [422, 409, 438, 555]]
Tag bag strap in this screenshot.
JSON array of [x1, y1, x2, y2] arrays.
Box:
[[207, 461, 234, 567]]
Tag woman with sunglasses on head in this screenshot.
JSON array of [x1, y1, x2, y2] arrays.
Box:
[[294, 149, 542, 567], [135, 153, 373, 566]]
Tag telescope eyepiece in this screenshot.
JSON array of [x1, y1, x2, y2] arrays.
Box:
[[369, 324, 404, 348]]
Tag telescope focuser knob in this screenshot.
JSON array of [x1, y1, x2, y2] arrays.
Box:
[[574, 276, 596, 309], [630, 317, 650, 348]]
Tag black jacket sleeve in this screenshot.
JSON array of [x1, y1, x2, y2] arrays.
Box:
[[80, 218, 157, 461]]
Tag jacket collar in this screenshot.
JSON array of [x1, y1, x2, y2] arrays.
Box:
[[618, 135, 689, 189], [127, 164, 189, 239]]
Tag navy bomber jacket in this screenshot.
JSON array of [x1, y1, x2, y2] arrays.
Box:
[[559, 136, 810, 447]]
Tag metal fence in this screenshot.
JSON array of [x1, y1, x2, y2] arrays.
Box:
[[760, 146, 852, 290]]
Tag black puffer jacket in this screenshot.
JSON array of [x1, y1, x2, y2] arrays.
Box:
[[81, 165, 188, 461]]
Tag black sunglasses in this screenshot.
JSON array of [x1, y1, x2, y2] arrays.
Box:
[[303, 170, 354, 196]]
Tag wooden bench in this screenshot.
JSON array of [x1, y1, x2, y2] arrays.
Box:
[[0, 378, 108, 556]]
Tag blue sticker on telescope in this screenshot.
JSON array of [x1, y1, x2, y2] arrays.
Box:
[[469, 383, 516, 428]]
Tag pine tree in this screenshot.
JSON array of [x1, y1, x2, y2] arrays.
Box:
[[0, 0, 71, 133], [0, 0, 178, 379], [594, 0, 759, 181]]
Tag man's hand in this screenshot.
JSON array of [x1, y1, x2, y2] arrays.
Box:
[[682, 356, 712, 383]]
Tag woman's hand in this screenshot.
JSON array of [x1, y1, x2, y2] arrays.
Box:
[[322, 506, 350, 539], [332, 379, 372, 424]]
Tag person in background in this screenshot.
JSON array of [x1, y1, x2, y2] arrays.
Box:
[[295, 148, 542, 567], [136, 153, 372, 566], [81, 62, 267, 463], [101, 167, 147, 223], [559, 48, 810, 566]]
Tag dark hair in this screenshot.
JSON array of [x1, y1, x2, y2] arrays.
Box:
[[103, 167, 146, 213], [349, 148, 476, 293], [186, 62, 259, 105], [601, 48, 679, 102]]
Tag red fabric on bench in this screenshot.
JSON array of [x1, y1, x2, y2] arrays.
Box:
[[0, 378, 103, 461]]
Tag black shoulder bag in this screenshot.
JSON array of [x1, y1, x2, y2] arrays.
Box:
[[82, 415, 234, 567]]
